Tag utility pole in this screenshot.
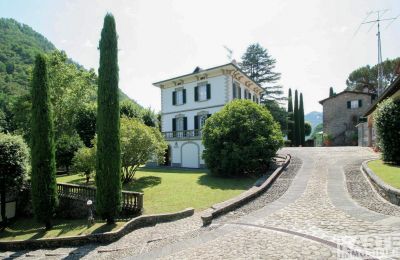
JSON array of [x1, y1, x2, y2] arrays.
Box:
[[355, 10, 399, 96]]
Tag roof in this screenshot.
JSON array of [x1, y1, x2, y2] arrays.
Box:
[[152, 62, 264, 92], [319, 90, 373, 105], [364, 75, 400, 116]]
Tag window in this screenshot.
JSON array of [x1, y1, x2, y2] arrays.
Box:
[[233, 81, 241, 99], [176, 117, 184, 131], [195, 83, 211, 101], [172, 89, 186, 105], [347, 99, 362, 109], [194, 113, 211, 130]]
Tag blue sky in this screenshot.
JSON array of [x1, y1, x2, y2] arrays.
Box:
[[1, 0, 399, 113]]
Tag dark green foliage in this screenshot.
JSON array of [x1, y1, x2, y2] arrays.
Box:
[[239, 43, 283, 101], [374, 98, 400, 164], [264, 100, 287, 135], [304, 121, 312, 137], [329, 87, 335, 97], [120, 99, 142, 120], [293, 90, 299, 146], [75, 104, 97, 147], [56, 134, 83, 172], [202, 99, 283, 177], [346, 57, 399, 93], [96, 14, 122, 224], [0, 133, 29, 226], [30, 54, 58, 229], [287, 88, 294, 144], [299, 93, 305, 146], [142, 108, 159, 128]]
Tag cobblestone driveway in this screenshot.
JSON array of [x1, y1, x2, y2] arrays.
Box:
[[3, 147, 400, 259]]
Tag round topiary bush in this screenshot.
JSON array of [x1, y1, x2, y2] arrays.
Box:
[[375, 98, 400, 164], [202, 99, 283, 177]]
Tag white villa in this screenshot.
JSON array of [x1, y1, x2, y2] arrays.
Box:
[[153, 62, 264, 168]]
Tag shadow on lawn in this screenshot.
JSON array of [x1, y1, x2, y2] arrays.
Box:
[[197, 174, 255, 190], [123, 176, 162, 192]]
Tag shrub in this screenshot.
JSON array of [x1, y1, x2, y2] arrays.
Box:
[[72, 146, 96, 184], [304, 121, 312, 136], [56, 134, 83, 173], [375, 98, 400, 164], [202, 99, 283, 177], [120, 117, 167, 183], [0, 133, 29, 226]]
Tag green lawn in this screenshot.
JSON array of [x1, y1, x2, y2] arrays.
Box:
[[0, 218, 126, 241], [58, 168, 255, 214], [368, 160, 400, 189]]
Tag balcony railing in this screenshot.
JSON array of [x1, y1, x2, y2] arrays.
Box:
[[163, 130, 202, 140]]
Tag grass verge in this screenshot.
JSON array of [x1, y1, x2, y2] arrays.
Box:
[[368, 159, 400, 189]]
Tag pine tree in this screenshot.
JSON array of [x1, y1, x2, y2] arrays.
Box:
[[96, 13, 122, 224], [293, 90, 299, 146], [287, 88, 294, 144], [31, 54, 58, 230], [239, 43, 282, 101], [299, 93, 305, 146], [329, 87, 334, 97]]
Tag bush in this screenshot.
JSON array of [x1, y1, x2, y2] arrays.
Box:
[[202, 99, 283, 177], [56, 134, 83, 172], [375, 98, 400, 164], [120, 117, 167, 183], [0, 133, 29, 226], [72, 146, 96, 183]]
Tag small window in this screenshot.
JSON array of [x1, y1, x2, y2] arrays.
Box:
[[173, 89, 186, 105], [198, 85, 207, 101], [348, 100, 360, 109], [176, 117, 184, 131]]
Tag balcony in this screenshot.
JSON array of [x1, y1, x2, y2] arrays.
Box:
[[162, 130, 202, 141]]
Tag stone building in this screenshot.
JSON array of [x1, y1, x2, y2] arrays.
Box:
[[319, 91, 374, 146]]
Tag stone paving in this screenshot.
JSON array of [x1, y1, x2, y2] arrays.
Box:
[[3, 147, 400, 259]]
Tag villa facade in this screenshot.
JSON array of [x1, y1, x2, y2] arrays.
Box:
[[153, 63, 263, 168]]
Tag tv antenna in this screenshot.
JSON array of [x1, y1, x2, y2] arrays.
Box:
[[355, 10, 399, 96], [223, 45, 234, 61]]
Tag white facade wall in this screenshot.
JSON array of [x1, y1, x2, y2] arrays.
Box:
[[156, 65, 262, 168]]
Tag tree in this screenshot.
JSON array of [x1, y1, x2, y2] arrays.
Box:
[[75, 104, 97, 147], [299, 93, 305, 146], [310, 123, 323, 140], [293, 90, 299, 146], [304, 121, 312, 137], [287, 88, 294, 144], [264, 100, 287, 135], [30, 54, 58, 229], [202, 99, 283, 177], [239, 43, 282, 101], [96, 14, 122, 224], [120, 99, 142, 120], [0, 133, 29, 227], [142, 108, 159, 128], [329, 87, 335, 97], [346, 57, 400, 93], [72, 146, 96, 184], [374, 98, 400, 164], [55, 134, 83, 172], [120, 118, 167, 183]]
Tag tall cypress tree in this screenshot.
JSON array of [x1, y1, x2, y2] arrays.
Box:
[[293, 90, 299, 146], [299, 93, 305, 146], [31, 54, 58, 230], [96, 13, 121, 224], [287, 88, 294, 145], [329, 87, 334, 97]]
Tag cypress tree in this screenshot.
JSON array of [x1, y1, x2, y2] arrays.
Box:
[[293, 90, 299, 146], [287, 88, 294, 145], [31, 54, 58, 230], [329, 87, 334, 97], [299, 93, 305, 146], [96, 13, 121, 224]]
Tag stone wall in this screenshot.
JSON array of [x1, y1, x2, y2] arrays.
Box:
[[322, 92, 373, 146]]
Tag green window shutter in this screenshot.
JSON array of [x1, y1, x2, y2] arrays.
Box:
[[194, 115, 199, 129], [239, 87, 242, 99], [194, 86, 199, 101], [244, 89, 248, 99], [183, 89, 186, 104], [207, 114, 211, 118], [183, 117, 187, 130], [347, 101, 351, 109], [249, 93, 252, 100], [172, 118, 176, 131], [172, 91, 176, 105], [358, 99, 362, 107], [232, 84, 236, 98], [206, 84, 211, 99]]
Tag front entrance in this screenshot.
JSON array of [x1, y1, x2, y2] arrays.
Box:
[[181, 143, 199, 168]]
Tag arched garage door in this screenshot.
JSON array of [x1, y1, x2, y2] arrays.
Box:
[[181, 142, 199, 168]]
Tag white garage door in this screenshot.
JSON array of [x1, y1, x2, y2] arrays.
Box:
[[181, 143, 199, 168]]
